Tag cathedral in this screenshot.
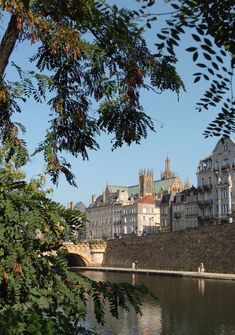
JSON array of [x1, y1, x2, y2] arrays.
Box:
[[86, 157, 187, 239]]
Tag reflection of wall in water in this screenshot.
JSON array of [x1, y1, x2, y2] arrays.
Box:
[[82, 271, 162, 335], [78, 271, 235, 335], [145, 275, 235, 335]]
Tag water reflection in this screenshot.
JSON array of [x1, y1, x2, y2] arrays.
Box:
[[76, 270, 235, 335], [132, 273, 136, 286], [198, 278, 205, 296]]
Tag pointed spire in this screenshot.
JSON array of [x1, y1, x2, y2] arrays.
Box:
[[184, 177, 191, 189], [165, 154, 171, 179]]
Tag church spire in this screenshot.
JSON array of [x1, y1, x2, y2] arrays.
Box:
[[165, 154, 171, 179], [161, 154, 176, 180]]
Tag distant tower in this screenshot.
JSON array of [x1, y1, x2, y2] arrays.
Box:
[[165, 155, 171, 179], [139, 169, 154, 197], [184, 177, 191, 189], [161, 155, 175, 180]]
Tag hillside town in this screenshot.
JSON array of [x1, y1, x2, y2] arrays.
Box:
[[69, 137, 235, 240]]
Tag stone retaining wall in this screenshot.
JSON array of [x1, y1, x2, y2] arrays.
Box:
[[103, 224, 235, 273]]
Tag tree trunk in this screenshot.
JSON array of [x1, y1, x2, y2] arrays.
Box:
[[0, 14, 19, 78]]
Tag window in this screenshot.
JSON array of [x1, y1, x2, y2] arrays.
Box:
[[223, 158, 229, 167], [208, 176, 212, 186], [146, 184, 151, 194], [143, 216, 146, 221]]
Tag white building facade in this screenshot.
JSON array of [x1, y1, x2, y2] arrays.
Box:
[[197, 138, 235, 225]]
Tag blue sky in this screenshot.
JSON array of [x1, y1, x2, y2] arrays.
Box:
[[3, 1, 227, 206]]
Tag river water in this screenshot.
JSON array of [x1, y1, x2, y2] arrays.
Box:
[[76, 270, 235, 335]]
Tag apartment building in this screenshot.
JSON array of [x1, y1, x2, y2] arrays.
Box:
[[160, 192, 175, 232], [197, 137, 235, 225], [172, 187, 198, 231]]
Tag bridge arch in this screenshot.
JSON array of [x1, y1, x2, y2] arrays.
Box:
[[66, 243, 106, 267], [66, 247, 92, 267]]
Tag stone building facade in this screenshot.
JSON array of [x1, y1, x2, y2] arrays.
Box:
[[160, 192, 176, 232], [197, 137, 235, 225], [159, 138, 235, 231], [86, 157, 184, 239], [172, 187, 198, 231], [86, 191, 158, 239]]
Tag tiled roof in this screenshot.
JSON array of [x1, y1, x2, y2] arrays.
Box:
[[154, 177, 176, 193], [106, 185, 128, 193], [128, 184, 139, 196], [89, 177, 180, 207], [135, 195, 154, 204], [127, 177, 177, 197]]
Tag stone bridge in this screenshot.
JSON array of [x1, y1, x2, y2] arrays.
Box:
[[66, 242, 107, 267]]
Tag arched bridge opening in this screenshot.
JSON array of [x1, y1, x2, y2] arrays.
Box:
[[67, 253, 87, 267]]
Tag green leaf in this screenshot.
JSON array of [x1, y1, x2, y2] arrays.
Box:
[[193, 51, 199, 62], [194, 76, 201, 83], [204, 38, 212, 47], [203, 53, 212, 61], [192, 34, 201, 42], [186, 47, 197, 52], [196, 63, 207, 68], [216, 55, 223, 64], [157, 34, 166, 40], [201, 45, 216, 54], [212, 62, 219, 70]]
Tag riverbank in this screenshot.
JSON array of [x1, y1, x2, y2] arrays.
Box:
[[73, 266, 235, 281], [103, 224, 235, 273]]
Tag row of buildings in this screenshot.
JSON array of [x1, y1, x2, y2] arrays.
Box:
[[71, 138, 235, 240]]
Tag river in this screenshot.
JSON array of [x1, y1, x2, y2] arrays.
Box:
[[75, 270, 235, 335]]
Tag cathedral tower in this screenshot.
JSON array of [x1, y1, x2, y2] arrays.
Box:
[[139, 169, 154, 197], [161, 155, 175, 180]]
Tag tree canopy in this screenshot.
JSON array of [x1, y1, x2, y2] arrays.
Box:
[[0, 152, 149, 334], [0, 0, 184, 185], [0, 1, 234, 184], [142, 0, 234, 137]]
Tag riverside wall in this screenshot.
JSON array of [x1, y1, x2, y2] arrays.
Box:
[[103, 224, 235, 273]]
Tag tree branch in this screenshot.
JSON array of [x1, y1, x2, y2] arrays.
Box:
[[136, 10, 180, 19], [0, 14, 19, 78]]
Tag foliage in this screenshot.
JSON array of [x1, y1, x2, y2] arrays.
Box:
[[138, 0, 235, 138], [0, 0, 184, 185], [0, 154, 149, 334]]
